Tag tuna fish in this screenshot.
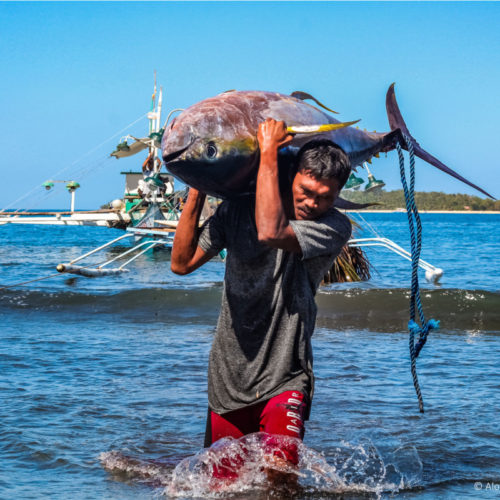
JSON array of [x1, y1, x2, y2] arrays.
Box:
[[161, 84, 493, 199]]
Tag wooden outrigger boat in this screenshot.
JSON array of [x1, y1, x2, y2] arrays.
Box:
[[0, 79, 443, 284]]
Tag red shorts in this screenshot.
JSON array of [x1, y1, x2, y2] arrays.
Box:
[[205, 390, 307, 474]]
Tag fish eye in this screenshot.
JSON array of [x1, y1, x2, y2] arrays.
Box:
[[206, 142, 217, 159]]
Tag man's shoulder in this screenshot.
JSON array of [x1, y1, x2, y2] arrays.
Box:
[[319, 207, 352, 238], [209, 196, 255, 235], [216, 195, 254, 218], [218, 194, 254, 209]]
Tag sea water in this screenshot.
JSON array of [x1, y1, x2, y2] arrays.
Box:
[[1, 213, 499, 499]]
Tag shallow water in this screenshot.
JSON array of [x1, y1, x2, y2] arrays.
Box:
[[1, 214, 499, 498]]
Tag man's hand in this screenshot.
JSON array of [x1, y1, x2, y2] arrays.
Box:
[[257, 118, 293, 154]]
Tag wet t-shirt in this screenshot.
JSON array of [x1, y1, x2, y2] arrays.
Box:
[[198, 195, 351, 416]]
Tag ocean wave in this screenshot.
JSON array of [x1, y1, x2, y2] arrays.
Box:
[[1, 287, 498, 333], [0, 286, 222, 314], [316, 287, 500, 333]]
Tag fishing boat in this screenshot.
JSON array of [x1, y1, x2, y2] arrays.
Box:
[[0, 75, 182, 230], [0, 80, 444, 283]]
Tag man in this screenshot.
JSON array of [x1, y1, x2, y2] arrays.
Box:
[[171, 118, 352, 471]]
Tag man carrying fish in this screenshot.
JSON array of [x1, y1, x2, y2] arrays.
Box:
[[171, 117, 352, 475]]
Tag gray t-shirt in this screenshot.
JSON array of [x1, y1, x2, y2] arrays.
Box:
[[198, 195, 351, 417]]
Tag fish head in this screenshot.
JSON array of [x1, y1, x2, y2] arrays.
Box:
[[162, 96, 260, 198]]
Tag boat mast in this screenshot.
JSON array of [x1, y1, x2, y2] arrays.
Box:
[[155, 86, 163, 173], [146, 71, 163, 173], [149, 71, 157, 137]]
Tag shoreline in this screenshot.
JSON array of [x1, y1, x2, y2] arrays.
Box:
[[345, 210, 500, 214], [3, 207, 500, 216]]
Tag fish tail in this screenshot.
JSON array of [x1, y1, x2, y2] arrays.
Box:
[[385, 83, 494, 199]]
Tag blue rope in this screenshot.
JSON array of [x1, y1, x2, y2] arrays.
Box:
[[396, 134, 440, 413]]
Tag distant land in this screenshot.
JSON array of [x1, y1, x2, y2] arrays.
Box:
[[342, 190, 500, 212]]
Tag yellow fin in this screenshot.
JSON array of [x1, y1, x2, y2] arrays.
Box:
[[287, 120, 360, 134], [374, 153, 380, 158]]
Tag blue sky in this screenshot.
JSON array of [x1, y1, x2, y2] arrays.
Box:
[[1, 1, 499, 209]]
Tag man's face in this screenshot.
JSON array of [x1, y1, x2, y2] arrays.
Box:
[[292, 169, 341, 220]]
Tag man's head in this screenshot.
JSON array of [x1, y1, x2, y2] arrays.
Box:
[[292, 140, 351, 220]]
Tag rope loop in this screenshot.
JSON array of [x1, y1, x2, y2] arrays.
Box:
[[397, 133, 440, 413]]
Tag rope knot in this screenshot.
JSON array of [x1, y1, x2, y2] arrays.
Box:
[[408, 318, 440, 337], [411, 318, 440, 358], [408, 319, 420, 335]]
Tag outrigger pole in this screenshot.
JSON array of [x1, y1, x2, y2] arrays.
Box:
[[56, 227, 175, 277], [348, 237, 443, 283]]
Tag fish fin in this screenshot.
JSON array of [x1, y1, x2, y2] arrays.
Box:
[[287, 120, 360, 135], [386, 83, 495, 199], [290, 91, 339, 114], [334, 197, 379, 210]]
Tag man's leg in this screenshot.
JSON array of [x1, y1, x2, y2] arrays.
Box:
[[206, 404, 263, 445], [205, 404, 263, 479], [259, 391, 308, 466]]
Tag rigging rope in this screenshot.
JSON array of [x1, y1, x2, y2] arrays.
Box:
[[52, 111, 149, 178], [0, 155, 112, 217], [396, 134, 440, 413], [1, 111, 149, 213], [0, 272, 64, 291], [352, 210, 382, 239]]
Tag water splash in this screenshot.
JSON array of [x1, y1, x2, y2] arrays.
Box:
[[100, 433, 423, 498], [99, 450, 172, 488]]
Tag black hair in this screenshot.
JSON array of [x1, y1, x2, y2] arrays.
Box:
[[296, 140, 351, 189]]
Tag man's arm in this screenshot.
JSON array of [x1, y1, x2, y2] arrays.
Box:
[[171, 188, 214, 275], [255, 118, 301, 253]]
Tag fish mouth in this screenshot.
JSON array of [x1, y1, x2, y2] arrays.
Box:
[[162, 139, 195, 164]]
